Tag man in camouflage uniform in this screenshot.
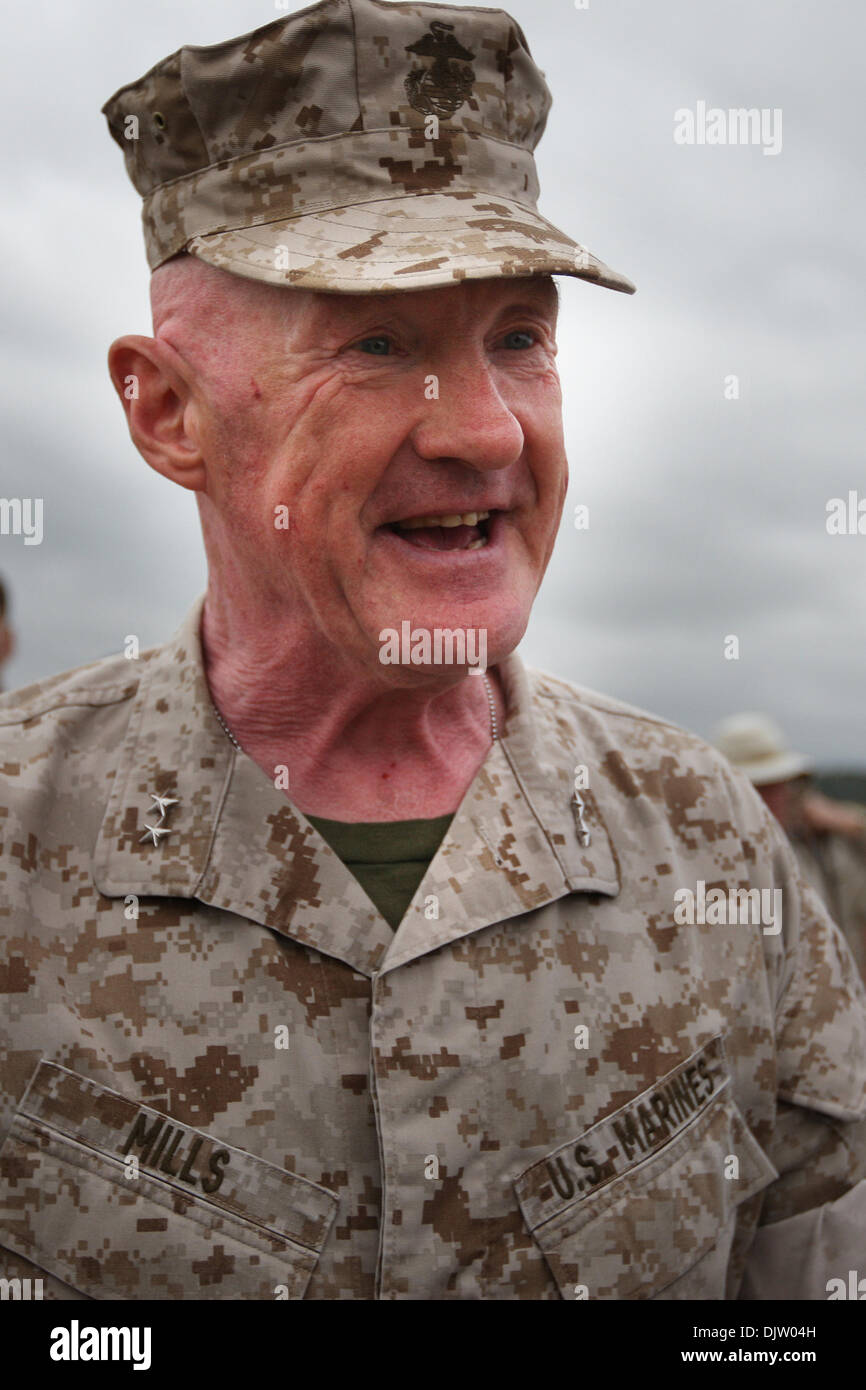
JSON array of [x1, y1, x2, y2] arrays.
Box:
[[792, 799, 866, 986], [1, 0, 864, 1300], [715, 712, 866, 988]]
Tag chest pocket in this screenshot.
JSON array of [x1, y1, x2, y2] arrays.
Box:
[[0, 1061, 337, 1300], [513, 1036, 778, 1300]]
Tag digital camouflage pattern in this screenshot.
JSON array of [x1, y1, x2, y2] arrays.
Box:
[[100, 0, 635, 295], [1, 595, 865, 1299], [792, 830, 866, 988]]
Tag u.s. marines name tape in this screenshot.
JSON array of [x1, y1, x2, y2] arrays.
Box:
[[514, 1036, 728, 1227]]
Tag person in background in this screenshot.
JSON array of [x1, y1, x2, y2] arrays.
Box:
[[0, 578, 14, 693], [714, 712, 866, 984]]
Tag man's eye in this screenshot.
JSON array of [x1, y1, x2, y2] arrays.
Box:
[[355, 336, 392, 355], [502, 329, 537, 350]]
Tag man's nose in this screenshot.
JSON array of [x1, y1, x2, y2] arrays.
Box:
[[409, 354, 525, 472]]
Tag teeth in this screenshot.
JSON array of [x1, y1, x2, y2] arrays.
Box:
[[466, 537, 487, 550], [398, 510, 490, 530]]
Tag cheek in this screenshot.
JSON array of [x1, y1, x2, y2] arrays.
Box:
[[521, 388, 566, 467], [201, 385, 268, 480], [286, 397, 410, 533], [529, 437, 568, 525]]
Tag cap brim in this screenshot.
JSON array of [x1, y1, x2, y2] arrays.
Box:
[[741, 752, 813, 786], [184, 190, 635, 295]]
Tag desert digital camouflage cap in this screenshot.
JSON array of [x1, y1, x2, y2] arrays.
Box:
[[101, 0, 635, 295]]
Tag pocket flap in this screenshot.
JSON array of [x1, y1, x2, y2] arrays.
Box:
[[514, 1036, 778, 1299], [0, 1061, 338, 1299]]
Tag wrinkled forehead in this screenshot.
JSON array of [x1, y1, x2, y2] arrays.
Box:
[[152, 253, 558, 329], [306, 273, 560, 330]]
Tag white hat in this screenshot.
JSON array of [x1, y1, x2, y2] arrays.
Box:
[[713, 713, 812, 786]]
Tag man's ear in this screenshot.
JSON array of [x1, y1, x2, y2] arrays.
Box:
[[107, 335, 206, 492]]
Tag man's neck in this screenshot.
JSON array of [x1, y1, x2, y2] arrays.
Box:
[[199, 592, 505, 822]]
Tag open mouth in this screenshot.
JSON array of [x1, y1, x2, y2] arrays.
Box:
[[385, 510, 494, 552]]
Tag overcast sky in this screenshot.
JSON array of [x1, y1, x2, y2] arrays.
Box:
[[1, 0, 863, 766]]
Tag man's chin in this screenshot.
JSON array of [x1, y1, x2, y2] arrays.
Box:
[[361, 603, 528, 683], [341, 518, 538, 675]]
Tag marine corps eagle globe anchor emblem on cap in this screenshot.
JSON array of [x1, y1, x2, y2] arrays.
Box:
[[404, 19, 476, 118], [101, 0, 635, 297]]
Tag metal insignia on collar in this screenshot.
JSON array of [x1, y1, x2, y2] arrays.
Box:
[[572, 792, 592, 849], [139, 790, 179, 846], [140, 822, 171, 847]]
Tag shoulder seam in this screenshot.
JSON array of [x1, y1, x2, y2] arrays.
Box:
[[530, 672, 699, 740], [0, 681, 141, 726]]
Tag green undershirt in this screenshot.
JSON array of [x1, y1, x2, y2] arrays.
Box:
[[306, 813, 454, 930]]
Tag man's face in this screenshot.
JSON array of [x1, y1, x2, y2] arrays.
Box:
[[168, 267, 567, 680], [757, 779, 797, 829]]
